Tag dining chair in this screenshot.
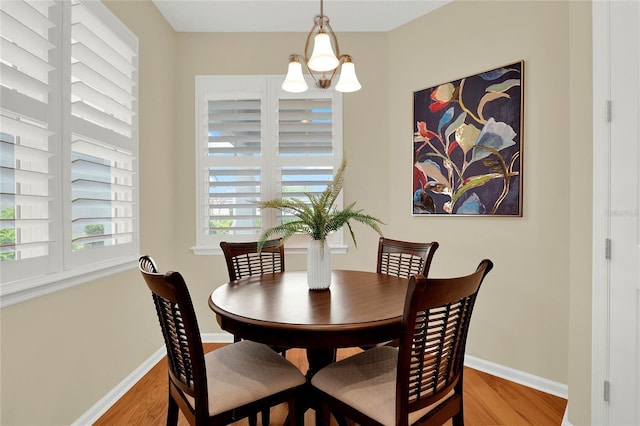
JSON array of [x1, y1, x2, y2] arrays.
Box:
[[377, 237, 439, 278], [219, 239, 289, 425], [312, 259, 494, 426], [361, 237, 440, 350], [220, 238, 285, 282], [220, 239, 288, 351], [138, 255, 306, 426]]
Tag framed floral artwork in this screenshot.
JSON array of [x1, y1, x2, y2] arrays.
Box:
[[413, 61, 524, 216]]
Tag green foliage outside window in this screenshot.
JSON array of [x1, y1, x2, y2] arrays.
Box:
[[84, 224, 105, 248], [0, 207, 16, 261], [84, 224, 104, 235], [209, 219, 233, 235]]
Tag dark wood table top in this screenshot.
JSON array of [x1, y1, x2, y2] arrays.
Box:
[[209, 270, 409, 350]]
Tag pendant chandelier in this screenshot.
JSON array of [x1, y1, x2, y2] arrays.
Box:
[[281, 0, 362, 93]]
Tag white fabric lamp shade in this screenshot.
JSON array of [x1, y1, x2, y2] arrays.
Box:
[[335, 61, 361, 93], [307, 33, 339, 72], [282, 59, 309, 93]]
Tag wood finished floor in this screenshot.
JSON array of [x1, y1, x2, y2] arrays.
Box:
[[95, 344, 567, 425]]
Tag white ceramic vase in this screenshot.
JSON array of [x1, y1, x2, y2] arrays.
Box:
[[307, 239, 331, 290]]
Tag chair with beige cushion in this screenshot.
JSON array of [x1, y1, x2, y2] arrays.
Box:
[[139, 255, 306, 425], [219, 239, 289, 425], [312, 259, 493, 426]]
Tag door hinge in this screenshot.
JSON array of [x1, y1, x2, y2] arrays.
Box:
[[604, 380, 610, 402], [605, 238, 612, 260], [605, 100, 612, 122]]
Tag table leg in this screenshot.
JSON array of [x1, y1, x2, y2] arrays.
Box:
[[305, 348, 336, 379], [303, 348, 341, 425]]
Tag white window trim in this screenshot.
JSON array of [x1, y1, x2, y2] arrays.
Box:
[[191, 75, 347, 256], [1, 257, 138, 308], [0, 0, 139, 308]]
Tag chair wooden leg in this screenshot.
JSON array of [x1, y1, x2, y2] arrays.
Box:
[[261, 408, 271, 425], [318, 401, 332, 426], [286, 398, 302, 426], [452, 380, 464, 425], [335, 413, 348, 426], [166, 394, 179, 426], [248, 412, 257, 426]]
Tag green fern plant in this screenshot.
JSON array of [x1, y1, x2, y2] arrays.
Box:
[[257, 159, 384, 251]]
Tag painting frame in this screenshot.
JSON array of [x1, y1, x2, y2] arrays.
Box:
[[412, 60, 524, 216]]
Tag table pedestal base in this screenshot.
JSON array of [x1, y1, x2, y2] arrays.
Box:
[[305, 348, 336, 379], [303, 348, 348, 426]]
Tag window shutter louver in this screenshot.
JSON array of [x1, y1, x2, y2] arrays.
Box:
[[208, 99, 261, 156], [0, 0, 56, 267], [278, 98, 333, 156], [207, 167, 262, 235], [278, 167, 334, 225]]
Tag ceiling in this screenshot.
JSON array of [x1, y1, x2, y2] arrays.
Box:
[[152, 0, 451, 33]]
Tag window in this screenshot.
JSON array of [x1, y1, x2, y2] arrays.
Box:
[[0, 0, 138, 307], [193, 76, 344, 254]]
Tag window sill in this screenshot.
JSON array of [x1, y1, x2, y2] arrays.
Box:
[[0, 255, 139, 308], [191, 244, 348, 256]]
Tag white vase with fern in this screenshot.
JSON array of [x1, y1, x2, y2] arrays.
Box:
[[258, 160, 384, 290]]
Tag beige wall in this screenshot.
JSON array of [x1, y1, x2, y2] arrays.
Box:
[[0, 1, 593, 425], [388, 3, 592, 424], [391, 0, 572, 379], [568, 2, 593, 425]]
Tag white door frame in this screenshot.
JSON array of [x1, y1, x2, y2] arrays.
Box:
[[592, 0, 640, 423], [591, 0, 610, 423]]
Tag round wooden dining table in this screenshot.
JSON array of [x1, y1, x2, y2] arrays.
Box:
[[208, 269, 409, 377]]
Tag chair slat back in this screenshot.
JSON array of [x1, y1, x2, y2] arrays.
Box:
[[138, 256, 208, 410], [220, 239, 285, 281], [396, 260, 493, 419], [377, 237, 439, 279]]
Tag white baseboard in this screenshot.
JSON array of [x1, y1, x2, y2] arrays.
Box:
[[464, 355, 569, 399], [202, 332, 234, 343], [75, 335, 569, 425], [72, 346, 166, 425]]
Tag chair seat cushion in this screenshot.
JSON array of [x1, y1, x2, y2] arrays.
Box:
[[185, 340, 306, 416], [311, 346, 452, 425]]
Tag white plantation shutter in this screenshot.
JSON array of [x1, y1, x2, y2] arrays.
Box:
[[207, 167, 262, 235], [278, 98, 333, 155], [208, 99, 262, 156], [0, 0, 57, 281], [0, 0, 138, 306], [276, 96, 337, 227], [70, 139, 135, 252], [205, 97, 263, 235], [69, 0, 137, 266], [275, 91, 342, 247], [194, 76, 343, 253]]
